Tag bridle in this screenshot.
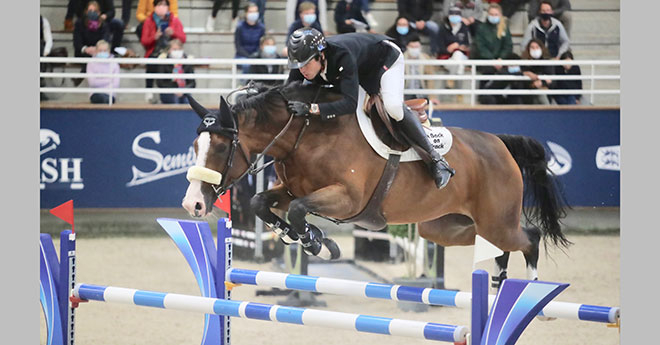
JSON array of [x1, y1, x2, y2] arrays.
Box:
[[187, 84, 313, 200]]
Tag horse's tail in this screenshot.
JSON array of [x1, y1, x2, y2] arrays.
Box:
[[496, 134, 572, 249]]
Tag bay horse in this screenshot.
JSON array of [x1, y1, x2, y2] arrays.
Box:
[[181, 81, 570, 285]]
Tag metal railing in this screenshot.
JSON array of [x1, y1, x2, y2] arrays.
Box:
[[40, 57, 620, 106]]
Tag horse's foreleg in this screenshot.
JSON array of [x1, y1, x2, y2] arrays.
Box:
[[492, 252, 510, 290], [250, 184, 298, 244], [287, 184, 353, 260]]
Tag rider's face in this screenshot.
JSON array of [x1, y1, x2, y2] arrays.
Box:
[[300, 56, 323, 80]]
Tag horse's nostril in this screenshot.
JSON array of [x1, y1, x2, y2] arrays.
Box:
[[195, 202, 203, 211]]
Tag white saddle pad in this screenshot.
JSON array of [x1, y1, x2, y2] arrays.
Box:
[[355, 87, 453, 162]]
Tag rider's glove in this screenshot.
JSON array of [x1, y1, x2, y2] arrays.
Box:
[[287, 101, 311, 117]]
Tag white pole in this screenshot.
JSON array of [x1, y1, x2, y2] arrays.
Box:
[[470, 63, 476, 106], [254, 156, 264, 261]]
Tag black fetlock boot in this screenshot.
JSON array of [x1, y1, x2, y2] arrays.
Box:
[[299, 224, 341, 260], [299, 223, 325, 257], [398, 105, 455, 189]]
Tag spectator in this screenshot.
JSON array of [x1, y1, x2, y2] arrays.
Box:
[[248, 35, 285, 86], [403, 34, 440, 105], [549, 50, 582, 104], [86, 40, 120, 104], [206, 0, 243, 32], [472, 3, 512, 103], [384, 16, 416, 52], [527, 0, 571, 37], [73, 1, 111, 61], [64, 0, 125, 50], [287, 1, 324, 38], [286, 0, 327, 33], [520, 38, 553, 104], [397, 0, 440, 55], [521, 0, 570, 59], [141, 0, 186, 103], [478, 52, 527, 104], [155, 39, 195, 104], [235, 2, 266, 72], [472, 3, 512, 65], [437, 6, 471, 90], [135, 0, 178, 40], [443, 0, 485, 37], [334, 0, 372, 34]]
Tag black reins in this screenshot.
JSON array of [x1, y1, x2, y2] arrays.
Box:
[[205, 84, 319, 198]]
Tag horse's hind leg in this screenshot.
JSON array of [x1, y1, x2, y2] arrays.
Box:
[[522, 227, 542, 281], [489, 227, 541, 289], [250, 184, 298, 244], [287, 184, 354, 260]]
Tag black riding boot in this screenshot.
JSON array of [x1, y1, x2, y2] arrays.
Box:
[[398, 105, 455, 189]]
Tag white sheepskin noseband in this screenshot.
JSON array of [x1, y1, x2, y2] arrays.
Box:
[[186, 166, 223, 185]]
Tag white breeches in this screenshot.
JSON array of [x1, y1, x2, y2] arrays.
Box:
[[380, 40, 406, 122]]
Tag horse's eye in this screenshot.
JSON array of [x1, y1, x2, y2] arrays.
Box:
[[214, 143, 228, 153]]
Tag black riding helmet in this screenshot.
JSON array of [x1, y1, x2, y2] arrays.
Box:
[[287, 28, 327, 69]]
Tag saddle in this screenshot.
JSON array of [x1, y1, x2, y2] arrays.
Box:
[[363, 95, 437, 163], [342, 95, 437, 230]]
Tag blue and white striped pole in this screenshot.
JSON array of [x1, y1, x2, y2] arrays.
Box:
[[227, 268, 619, 324], [73, 284, 468, 343]]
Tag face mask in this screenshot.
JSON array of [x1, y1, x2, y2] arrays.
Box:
[[87, 10, 99, 21], [487, 15, 500, 24], [396, 25, 409, 35], [303, 14, 317, 25], [449, 15, 462, 25], [170, 49, 184, 59], [530, 48, 543, 59], [95, 51, 110, 58], [507, 66, 521, 73], [407, 47, 421, 58], [539, 13, 552, 21], [263, 45, 277, 56], [345, 0, 353, 3], [246, 12, 259, 23]]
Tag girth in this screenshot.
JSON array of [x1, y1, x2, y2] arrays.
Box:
[[341, 153, 401, 230]]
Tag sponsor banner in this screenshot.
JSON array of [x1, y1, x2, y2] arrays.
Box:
[[40, 108, 620, 208], [435, 108, 620, 207], [40, 108, 199, 208]]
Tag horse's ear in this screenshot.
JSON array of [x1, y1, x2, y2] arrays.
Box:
[[187, 94, 209, 119], [219, 96, 234, 128]]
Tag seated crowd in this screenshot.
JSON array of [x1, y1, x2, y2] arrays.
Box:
[[42, 0, 582, 105]]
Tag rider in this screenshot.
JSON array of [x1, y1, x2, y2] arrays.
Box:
[[284, 28, 455, 189]]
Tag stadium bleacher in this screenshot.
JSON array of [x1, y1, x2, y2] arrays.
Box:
[[39, 0, 620, 105]]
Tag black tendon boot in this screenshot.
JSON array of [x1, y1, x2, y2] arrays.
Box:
[[399, 105, 455, 189]]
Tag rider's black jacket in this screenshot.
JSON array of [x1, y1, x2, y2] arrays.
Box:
[[286, 33, 400, 121]]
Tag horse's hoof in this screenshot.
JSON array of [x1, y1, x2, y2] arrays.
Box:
[[319, 238, 341, 260], [302, 240, 323, 257]]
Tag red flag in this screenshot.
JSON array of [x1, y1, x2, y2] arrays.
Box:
[[213, 190, 231, 220], [50, 199, 75, 233]]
